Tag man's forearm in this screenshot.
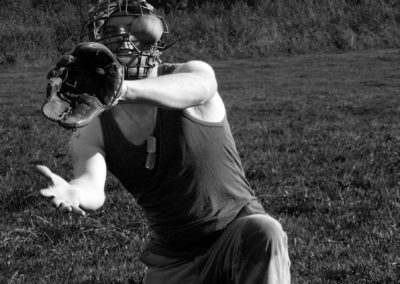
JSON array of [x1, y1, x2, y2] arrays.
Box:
[[120, 61, 218, 109]]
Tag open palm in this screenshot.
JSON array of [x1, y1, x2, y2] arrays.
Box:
[[36, 165, 86, 215]]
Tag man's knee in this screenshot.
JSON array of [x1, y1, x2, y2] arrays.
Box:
[[238, 214, 290, 265], [232, 214, 290, 283], [239, 214, 286, 244]]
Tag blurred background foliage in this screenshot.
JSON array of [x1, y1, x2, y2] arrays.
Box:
[[0, 0, 399, 67]]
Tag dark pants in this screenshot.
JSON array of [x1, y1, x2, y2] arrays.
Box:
[[142, 214, 291, 284]]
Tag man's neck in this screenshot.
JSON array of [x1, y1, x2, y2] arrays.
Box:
[[111, 103, 157, 145]]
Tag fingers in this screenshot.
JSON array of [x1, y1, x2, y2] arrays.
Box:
[[50, 196, 62, 208], [51, 199, 86, 216], [36, 165, 85, 216], [72, 205, 86, 216], [58, 202, 72, 213], [59, 203, 86, 216]]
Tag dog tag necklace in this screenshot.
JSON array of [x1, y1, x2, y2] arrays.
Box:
[[145, 136, 156, 169], [145, 108, 157, 170]]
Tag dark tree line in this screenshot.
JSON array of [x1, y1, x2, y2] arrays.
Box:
[[148, 0, 257, 13], [27, 0, 258, 14]]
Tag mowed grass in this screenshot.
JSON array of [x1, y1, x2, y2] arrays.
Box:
[[1, 49, 400, 283]]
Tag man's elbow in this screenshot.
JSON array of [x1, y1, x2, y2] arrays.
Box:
[[81, 192, 106, 211], [197, 73, 218, 105]]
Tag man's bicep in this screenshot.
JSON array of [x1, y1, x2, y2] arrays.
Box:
[[175, 61, 218, 103], [173, 61, 214, 76]]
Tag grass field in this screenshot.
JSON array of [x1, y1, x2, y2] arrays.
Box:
[[1, 49, 400, 283]]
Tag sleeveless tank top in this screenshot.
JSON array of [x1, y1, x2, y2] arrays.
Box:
[[99, 65, 265, 257]]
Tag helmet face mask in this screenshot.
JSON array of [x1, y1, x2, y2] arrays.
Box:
[[81, 0, 168, 79]]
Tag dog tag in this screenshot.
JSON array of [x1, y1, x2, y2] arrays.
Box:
[[147, 136, 156, 154], [145, 153, 156, 170], [145, 136, 156, 169]]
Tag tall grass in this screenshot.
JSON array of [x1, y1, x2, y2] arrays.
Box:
[[0, 0, 399, 66], [0, 0, 85, 66], [166, 0, 400, 60]]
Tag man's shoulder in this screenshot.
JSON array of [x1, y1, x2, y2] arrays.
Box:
[[158, 60, 213, 76]]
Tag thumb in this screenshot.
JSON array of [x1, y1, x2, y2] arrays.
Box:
[[36, 165, 70, 188], [37, 165, 56, 198], [36, 165, 54, 179], [36, 164, 69, 190], [40, 188, 55, 198]]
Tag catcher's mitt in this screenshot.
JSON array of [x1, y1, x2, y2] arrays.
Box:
[[42, 42, 124, 129]]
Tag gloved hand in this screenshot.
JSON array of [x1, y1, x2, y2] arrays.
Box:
[[42, 42, 125, 129]]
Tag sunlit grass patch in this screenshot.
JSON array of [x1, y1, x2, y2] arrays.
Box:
[[1, 49, 400, 282]]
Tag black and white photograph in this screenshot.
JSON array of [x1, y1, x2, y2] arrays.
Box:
[[0, 0, 399, 283]]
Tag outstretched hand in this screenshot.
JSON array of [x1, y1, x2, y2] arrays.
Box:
[[36, 165, 86, 216]]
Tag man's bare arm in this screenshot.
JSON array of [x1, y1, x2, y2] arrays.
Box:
[[37, 119, 107, 214], [120, 60, 218, 109]]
